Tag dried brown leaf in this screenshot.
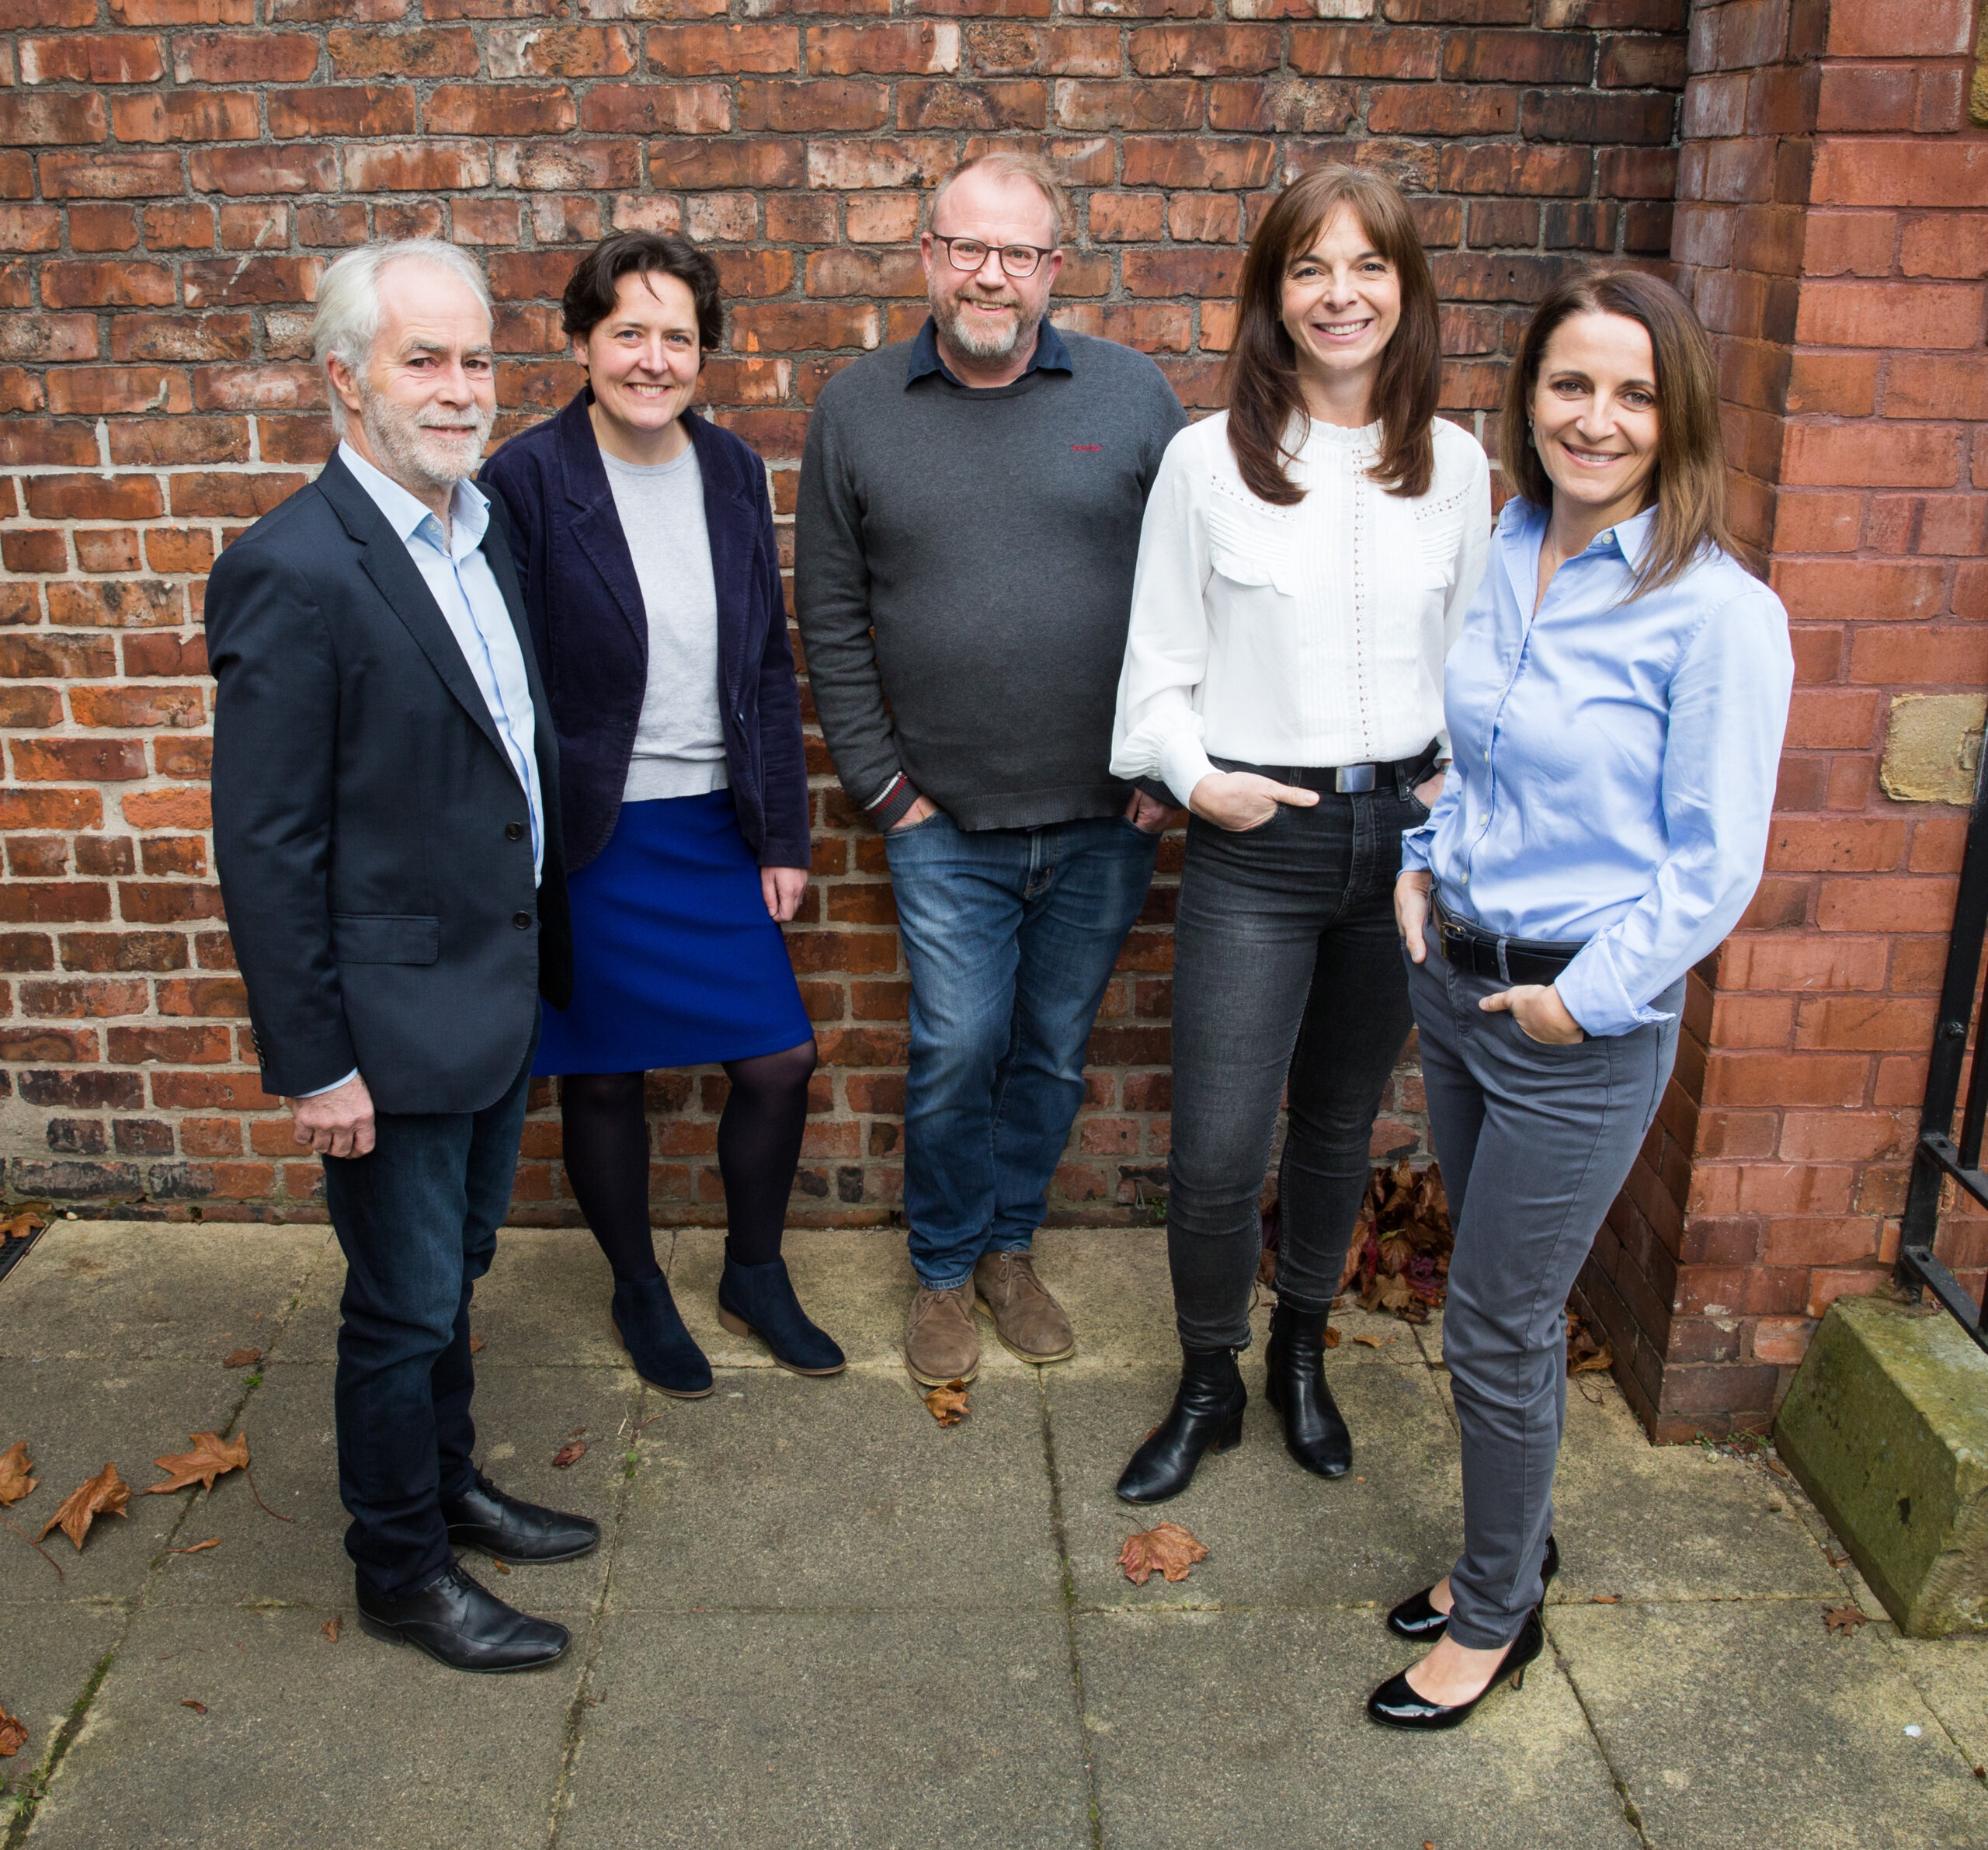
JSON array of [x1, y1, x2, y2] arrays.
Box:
[[924, 1379, 970, 1427], [1352, 1334, 1382, 1349], [551, 1439, 587, 1469], [492, 1559, 511, 1574], [1372, 1271, 1414, 1313], [38, 1462, 130, 1550], [221, 1349, 260, 1369], [0, 1440, 36, 1507], [1590, 1594, 1621, 1604], [0, 1707, 24, 1756], [1569, 1340, 1614, 1375], [180, 1699, 207, 1716], [468, 1335, 485, 1354], [321, 1615, 341, 1643], [1823, 1605, 1868, 1636], [1322, 1327, 1341, 1349], [0, 1206, 46, 1242], [1119, 1520, 1209, 1587], [146, 1431, 248, 1496], [165, 1538, 220, 1555]]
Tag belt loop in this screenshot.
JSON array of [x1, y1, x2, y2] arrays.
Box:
[[1496, 938, 1510, 985]]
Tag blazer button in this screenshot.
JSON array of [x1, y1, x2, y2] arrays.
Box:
[[513, 910, 532, 930], [506, 822, 524, 841]]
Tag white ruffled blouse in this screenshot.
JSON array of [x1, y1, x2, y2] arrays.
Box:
[[1110, 409, 1491, 807]]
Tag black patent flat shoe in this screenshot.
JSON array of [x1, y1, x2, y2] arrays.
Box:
[[1366, 1608, 1543, 1731], [355, 1563, 570, 1674], [443, 1473, 600, 1563], [1386, 1533, 1559, 1641]]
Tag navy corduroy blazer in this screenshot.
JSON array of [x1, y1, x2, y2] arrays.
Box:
[[480, 389, 812, 874]]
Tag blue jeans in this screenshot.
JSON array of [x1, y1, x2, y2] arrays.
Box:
[[884, 811, 1159, 1288], [321, 1029, 536, 1601]]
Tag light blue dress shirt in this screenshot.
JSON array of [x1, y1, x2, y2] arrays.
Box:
[[1402, 498, 1792, 1039], [338, 440, 545, 884]]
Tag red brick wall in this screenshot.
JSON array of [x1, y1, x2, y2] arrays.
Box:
[[0, 0, 1690, 1232], [1575, 0, 1988, 1439]]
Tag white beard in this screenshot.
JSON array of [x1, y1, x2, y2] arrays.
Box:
[[359, 386, 494, 496], [936, 292, 1042, 362]]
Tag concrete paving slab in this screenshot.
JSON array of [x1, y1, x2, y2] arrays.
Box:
[[1893, 1633, 1988, 1773], [609, 1369, 1062, 1613], [1552, 1600, 1988, 1849], [1050, 1363, 1463, 1613], [0, 1358, 242, 1607], [21, 1601, 582, 1850], [0, 1221, 330, 1364], [1548, 1374, 1843, 1604], [561, 1611, 1090, 1850], [0, 1603, 123, 1826], [144, 1362, 634, 1616], [278, 1225, 626, 1367], [1076, 1607, 1639, 1850], [666, 1226, 916, 1372]]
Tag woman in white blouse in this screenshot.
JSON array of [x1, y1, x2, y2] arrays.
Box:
[[1110, 166, 1489, 1504]]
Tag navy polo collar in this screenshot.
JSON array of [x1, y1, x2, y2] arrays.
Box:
[[905, 315, 1072, 388]]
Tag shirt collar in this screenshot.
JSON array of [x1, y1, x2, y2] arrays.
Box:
[[1503, 496, 1659, 567], [338, 439, 490, 557], [905, 315, 1072, 388]]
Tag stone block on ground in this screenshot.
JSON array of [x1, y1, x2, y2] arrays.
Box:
[[1776, 1295, 1988, 1637]]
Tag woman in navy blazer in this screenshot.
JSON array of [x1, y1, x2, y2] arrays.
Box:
[[482, 232, 842, 1393]]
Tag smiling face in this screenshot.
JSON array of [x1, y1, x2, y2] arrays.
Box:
[[1279, 203, 1402, 416], [329, 259, 495, 499], [921, 165, 1063, 373], [1528, 310, 1662, 528], [577, 269, 702, 450]]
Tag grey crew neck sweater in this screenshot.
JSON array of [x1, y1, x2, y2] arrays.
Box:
[[795, 329, 1187, 833]]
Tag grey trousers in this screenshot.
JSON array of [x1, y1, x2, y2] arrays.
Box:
[[1406, 944, 1682, 1650]]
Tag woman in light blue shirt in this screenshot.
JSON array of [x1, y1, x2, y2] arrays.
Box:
[[1374, 269, 1792, 1731]]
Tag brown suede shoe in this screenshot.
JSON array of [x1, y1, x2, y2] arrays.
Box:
[[905, 1279, 980, 1387], [974, 1250, 1076, 1365]]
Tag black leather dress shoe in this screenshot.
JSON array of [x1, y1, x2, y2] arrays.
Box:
[[354, 1563, 571, 1673], [442, 1473, 600, 1563], [1386, 1534, 1559, 1642]]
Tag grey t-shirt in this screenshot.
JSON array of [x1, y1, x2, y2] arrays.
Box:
[[601, 443, 728, 803]]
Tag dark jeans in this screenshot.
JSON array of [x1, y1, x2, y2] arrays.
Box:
[[884, 809, 1159, 1288], [321, 1029, 536, 1601], [1166, 770, 1426, 1351], [1410, 947, 1682, 1648]]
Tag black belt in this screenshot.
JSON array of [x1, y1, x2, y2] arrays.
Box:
[[1211, 742, 1441, 796], [1432, 899, 1584, 986]]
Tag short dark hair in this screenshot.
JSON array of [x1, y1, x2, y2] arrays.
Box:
[[561, 232, 722, 353]]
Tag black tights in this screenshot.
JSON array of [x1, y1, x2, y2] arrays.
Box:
[[558, 1039, 818, 1283]]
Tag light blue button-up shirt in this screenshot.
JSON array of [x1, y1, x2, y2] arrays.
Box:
[[1402, 498, 1792, 1038], [339, 440, 545, 884]]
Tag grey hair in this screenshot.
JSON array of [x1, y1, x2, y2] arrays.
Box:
[[927, 151, 1069, 242], [312, 238, 492, 435]]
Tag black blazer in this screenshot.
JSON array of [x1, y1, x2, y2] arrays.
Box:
[[479, 390, 811, 874], [207, 451, 573, 1117]]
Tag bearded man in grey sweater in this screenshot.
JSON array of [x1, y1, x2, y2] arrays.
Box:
[[797, 151, 1187, 1388]]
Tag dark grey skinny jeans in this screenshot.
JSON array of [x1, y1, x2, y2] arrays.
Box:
[[1165, 763, 1427, 1352], [1408, 942, 1683, 1650]]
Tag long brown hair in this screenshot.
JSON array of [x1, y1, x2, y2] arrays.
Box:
[[1501, 268, 1735, 598], [1221, 165, 1440, 506]]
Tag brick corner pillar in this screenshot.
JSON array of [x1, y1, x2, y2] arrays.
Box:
[[1576, 0, 1988, 1441]]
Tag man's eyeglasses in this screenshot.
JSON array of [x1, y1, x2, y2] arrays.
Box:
[[930, 234, 1057, 280]]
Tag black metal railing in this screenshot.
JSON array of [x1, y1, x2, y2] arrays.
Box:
[[1898, 723, 1988, 1351]]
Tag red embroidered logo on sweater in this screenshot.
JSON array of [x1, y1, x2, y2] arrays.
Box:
[[1071, 444, 1102, 452]]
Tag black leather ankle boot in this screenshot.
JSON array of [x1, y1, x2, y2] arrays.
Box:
[[1115, 1345, 1247, 1504], [1262, 1300, 1352, 1478]]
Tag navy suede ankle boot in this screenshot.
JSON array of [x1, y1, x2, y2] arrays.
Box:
[[717, 1255, 846, 1376], [611, 1273, 713, 1399]]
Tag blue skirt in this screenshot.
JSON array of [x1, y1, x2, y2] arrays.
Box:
[[534, 791, 813, 1077]]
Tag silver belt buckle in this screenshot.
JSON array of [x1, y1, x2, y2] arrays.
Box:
[[1334, 763, 1376, 794]]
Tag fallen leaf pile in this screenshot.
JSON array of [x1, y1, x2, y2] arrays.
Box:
[[146, 1432, 249, 1496], [1347, 1163, 1451, 1323], [1119, 1521, 1209, 1587], [0, 1441, 36, 1506], [923, 1380, 970, 1427], [1824, 1605, 1868, 1636], [0, 1706, 25, 1757], [39, 1462, 130, 1551], [1567, 1313, 1614, 1375]]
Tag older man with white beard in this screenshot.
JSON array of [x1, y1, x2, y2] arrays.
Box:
[[797, 153, 1187, 1389], [207, 240, 593, 1673]]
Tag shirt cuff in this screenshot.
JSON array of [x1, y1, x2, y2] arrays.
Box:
[[1552, 940, 1674, 1040], [296, 1068, 360, 1099], [1159, 734, 1218, 812], [1400, 825, 1435, 873]]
